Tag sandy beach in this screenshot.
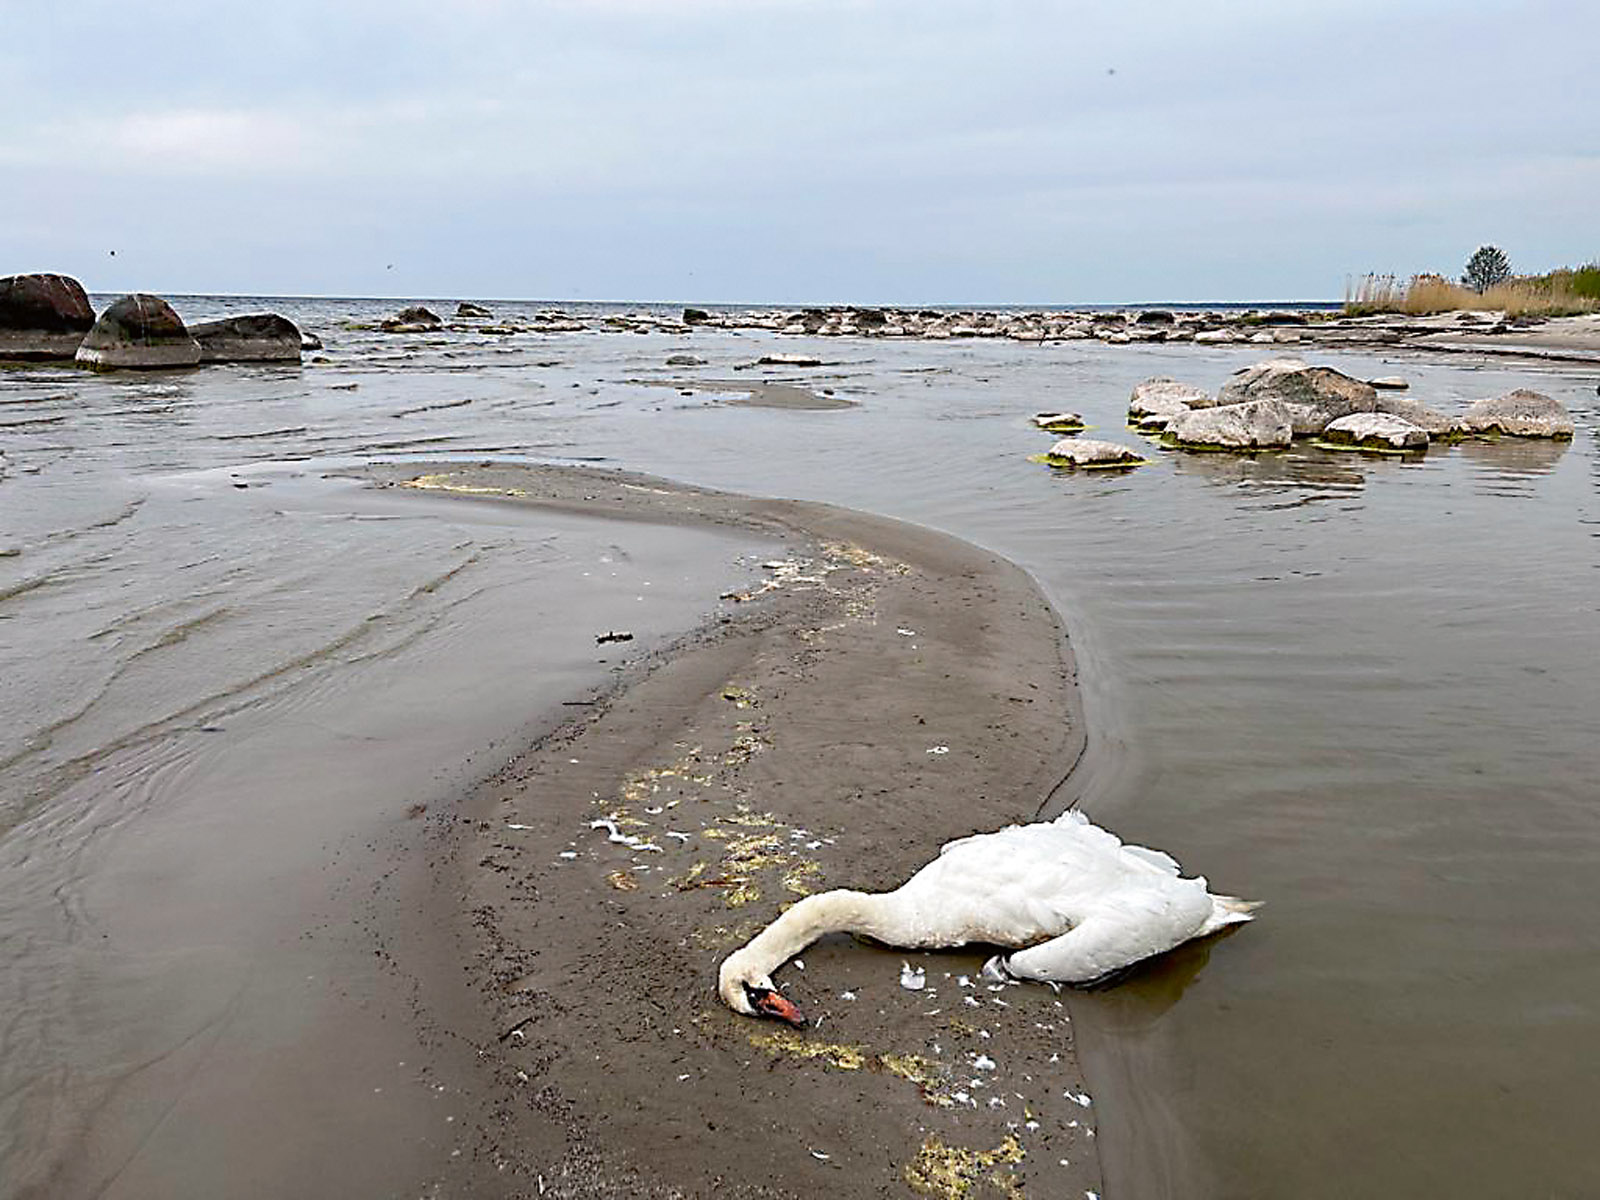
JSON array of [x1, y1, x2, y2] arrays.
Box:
[[355, 461, 1102, 1197]]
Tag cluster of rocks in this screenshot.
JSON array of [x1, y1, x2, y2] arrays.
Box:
[[363, 301, 1596, 364], [681, 305, 1325, 345], [0, 272, 304, 369], [1125, 359, 1574, 453], [371, 304, 689, 338]]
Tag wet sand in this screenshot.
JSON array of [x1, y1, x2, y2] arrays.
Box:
[[358, 461, 1101, 1198]]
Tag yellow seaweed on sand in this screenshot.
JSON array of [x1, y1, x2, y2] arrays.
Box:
[[905, 1134, 1026, 1199]]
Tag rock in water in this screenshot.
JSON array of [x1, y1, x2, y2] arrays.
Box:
[[682, 307, 710, 324], [1033, 411, 1086, 433], [1042, 437, 1147, 469], [1168, 400, 1293, 450], [456, 301, 492, 318], [382, 305, 442, 332], [1322, 413, 1429, 451], [1214, 358, 1378, 435], [190, 314, 303, 363], [1128, 376, 1209, 422], [1461, 389, 1574, 439], [0, 273, 95, 360], [1374, 396, 1465, 439], [75, 294, 201, 370], [1368, 376, 1409, 390]]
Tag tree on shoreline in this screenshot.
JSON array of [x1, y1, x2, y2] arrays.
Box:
[[1463, 245, 1512, 292]]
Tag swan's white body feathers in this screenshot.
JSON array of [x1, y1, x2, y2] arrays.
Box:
[[717, 809, 1258, 1014], [884, 810, 1239, 982]]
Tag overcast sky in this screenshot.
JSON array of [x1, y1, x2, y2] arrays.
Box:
[[2, 0, 1594, 303]]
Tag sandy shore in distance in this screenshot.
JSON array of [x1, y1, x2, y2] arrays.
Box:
[[357, 461, 1102, 1198]]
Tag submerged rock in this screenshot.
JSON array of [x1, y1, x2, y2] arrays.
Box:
[[75, 294, 201, 370], [0, 273, 95, 360], [456, 301, 492, 318], [1168, 399, 1293, 450], [1322, 413, 1429, 451], [666, 353, 706, 366], [1042, 437, 1146, 468], [757, 353, 822, 367], [190, 313, 303, 363], [1214, 359, 1378, 435], [1461, 389, 1574, 439]]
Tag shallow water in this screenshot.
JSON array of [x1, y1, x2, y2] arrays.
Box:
[[4, 297, 1598, 1196]]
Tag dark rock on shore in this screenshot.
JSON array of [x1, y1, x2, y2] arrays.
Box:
[[0, 273, 96, 360], [190, 314, 303, 363], [75, 294, 201, 370], [456, 302, 492, 318]]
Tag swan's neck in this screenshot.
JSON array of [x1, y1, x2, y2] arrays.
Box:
[[730, 889, 899, 980]]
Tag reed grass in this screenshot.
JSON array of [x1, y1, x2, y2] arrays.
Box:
[[1345, 268, 1600, 318]]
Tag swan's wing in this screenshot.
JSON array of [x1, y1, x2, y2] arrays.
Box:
[[1001, 879, 1213, 983], [1122, 845, 1182, 875]]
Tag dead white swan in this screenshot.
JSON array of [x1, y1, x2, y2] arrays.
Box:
[[718, 809, 1258, 1025]]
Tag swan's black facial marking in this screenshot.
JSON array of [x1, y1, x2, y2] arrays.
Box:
[[746, 984, 806, 1027]]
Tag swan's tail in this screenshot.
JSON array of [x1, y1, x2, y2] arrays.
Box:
[[1200, 894, 1262, 936]]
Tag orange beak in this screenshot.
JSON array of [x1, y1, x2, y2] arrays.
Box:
[[753, 988, 807, 1027]]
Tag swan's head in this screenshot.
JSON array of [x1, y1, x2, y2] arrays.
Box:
[[718, 952, 806, 1026]]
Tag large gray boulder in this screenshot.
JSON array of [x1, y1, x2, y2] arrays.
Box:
[[0, 273, 95, 359], [75, 294, 201, 369], [190, 313, 302, 363], [1213, 358, 1379, 435], [1168, 399, 1293, 450], [1461, 389, 1574, 439], [1322, 413, 1429, 452], [456, 301, 492, 319]]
